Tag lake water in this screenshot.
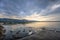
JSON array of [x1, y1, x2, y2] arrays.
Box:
[[2, 22, 60, 40], [3, 22, 60, 32]]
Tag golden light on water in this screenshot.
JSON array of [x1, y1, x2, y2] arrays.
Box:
[[4, 22, 59, 31], [9, 22, 55, 30], [9, 22, 48, 30], [25, 22, 49, 28]]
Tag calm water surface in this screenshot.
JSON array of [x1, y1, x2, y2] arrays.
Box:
[[2, 22, 60, 40], [3, 22, 60, 31]]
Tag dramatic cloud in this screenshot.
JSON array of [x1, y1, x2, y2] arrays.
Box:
[[0, 0, 60, 21]]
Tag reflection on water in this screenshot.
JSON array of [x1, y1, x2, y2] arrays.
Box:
[[1, 22, 60, 40], [3, 22, 60, 31], [25, 22, 60, 28]]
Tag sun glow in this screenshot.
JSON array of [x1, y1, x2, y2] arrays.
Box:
[[23, 13, 54, 21]]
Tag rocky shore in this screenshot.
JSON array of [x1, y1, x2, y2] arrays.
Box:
[[19, 28, 60, 40]]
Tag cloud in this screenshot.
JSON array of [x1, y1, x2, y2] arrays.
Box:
[[23, 12, 60, 21], [0, 12, 22, 19], [0, 0, 60, 21], [23, 2, 60, 21], [51, 4, 60, 11]]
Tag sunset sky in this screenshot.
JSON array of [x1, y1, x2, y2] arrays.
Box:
[[0, 0, 60, 21]]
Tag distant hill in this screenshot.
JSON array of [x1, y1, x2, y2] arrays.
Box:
[[0, 18, 32, 24]]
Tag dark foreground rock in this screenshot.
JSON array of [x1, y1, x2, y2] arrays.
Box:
[[18, 30, 60, 40]]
